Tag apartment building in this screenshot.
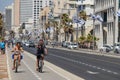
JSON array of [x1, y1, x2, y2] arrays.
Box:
[[5, 5, 13, 30], [95, 0, 119, 48], [20, 0, 33, 24], [51, 0, 94, 42], [33, 0, 53, 27], [14, 0, 20, 27]]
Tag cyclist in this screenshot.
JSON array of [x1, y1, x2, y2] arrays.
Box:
[[36, 39, 47, 71], [11, 42, 23, 70]]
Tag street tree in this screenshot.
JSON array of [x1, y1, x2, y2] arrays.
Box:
[[61, 13, 74, 41], [0, 13, 3, 36]]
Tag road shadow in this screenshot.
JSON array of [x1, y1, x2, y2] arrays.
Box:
[[15, 70, 26, 73], [37, 70, 50, 73]]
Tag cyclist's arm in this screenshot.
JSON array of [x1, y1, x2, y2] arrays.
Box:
[[44, 47, 48, 55], [20, 47, 24, 52], [11, 47, 16, 52]]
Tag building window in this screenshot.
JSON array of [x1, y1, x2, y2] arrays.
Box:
[[119, 0, 120, 8], [58, 1, 60, 5], [49, 1, 52, 5], [69, 4, 75, 8], [103, 12, 107, 22]]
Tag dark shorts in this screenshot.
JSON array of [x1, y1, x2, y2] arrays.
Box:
[[36, 54, 44, 60], [1, 48, 5, 53], [1, 48, 5, 50]]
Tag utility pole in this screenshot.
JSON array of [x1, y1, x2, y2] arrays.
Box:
[[113, 0, 116, 51], [76, 0, 84, 42], [93, 0, 95, 50]]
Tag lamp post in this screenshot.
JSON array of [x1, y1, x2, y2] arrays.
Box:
[[113, 0, 116, 51], [76, 0, 85, 42]]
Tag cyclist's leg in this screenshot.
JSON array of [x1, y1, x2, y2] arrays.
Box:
[[12, 54, 17, 70], [41, 56, 44, 65], [1, 48, 3, 54], [2, 48, 5, 54], [36, 56, 40, 70], [18, 54, 21, 65]]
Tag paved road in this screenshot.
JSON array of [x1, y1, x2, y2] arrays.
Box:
[[23, 46, 120, 80], [7, 47, 82, 80]]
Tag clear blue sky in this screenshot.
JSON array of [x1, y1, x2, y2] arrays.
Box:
[[0, 0, 13, 12]]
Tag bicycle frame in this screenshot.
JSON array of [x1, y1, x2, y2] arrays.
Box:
[[38, 58, 43, 73], [15, 55, 19, 73]]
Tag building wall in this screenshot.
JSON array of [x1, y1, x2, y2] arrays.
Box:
[[95, 0, 119, 48], [33, 0, 53, 26], [20, 0, 33, 24], [67, 0, 94, 41], [14, 0, 20, 26], [5, 9, 12, 30]]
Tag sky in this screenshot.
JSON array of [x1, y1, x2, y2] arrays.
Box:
[[0, 0, 13, 12]]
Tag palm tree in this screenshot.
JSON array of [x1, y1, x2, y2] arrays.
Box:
[[79, 10, 87, 36], [61, 13, 74, 41], [78, 33, 99, 49], [52, 21, 59, 41], [79, 10, 87, 21], [0, 13, 3, 36]]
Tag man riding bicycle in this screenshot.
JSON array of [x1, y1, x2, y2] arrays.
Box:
[[36, 39, 47, 71]]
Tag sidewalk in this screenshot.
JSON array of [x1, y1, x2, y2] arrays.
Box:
[[0, 54, 8, 80]]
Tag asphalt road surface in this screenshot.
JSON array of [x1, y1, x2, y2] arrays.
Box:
[[22, 46, 120, 80]]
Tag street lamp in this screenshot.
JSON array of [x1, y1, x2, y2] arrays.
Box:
[[75, 0, 85, 42], [113, 0, 116, 51]]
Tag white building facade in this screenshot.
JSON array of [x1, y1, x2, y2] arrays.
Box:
[[33, 0, 53, 27], [95, 0, 119, 48], [20, 0, 33, 24], [65, 0, 94, 41]]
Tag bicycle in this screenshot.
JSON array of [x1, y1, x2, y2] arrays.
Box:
[[15, 55, 19, 73], [12, 51, 23, 73], [37, 54, 44, 73]]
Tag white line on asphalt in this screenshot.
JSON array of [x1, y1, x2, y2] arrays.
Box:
[[45, 66, 71, 80], [22, 60, 42, 80], [24, 51, 71, 80], [49, 53, 119, 75], [6, 48, 12, 80]]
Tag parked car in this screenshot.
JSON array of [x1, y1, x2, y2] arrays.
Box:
[[99, 44, 113, 52], [25, 42, 30, 47], [29, 42, 35, 47], [67, 43, 78, 49], [62, 41, 70, 47], [25, 41, 35, 47], [114, 43, 120, 53]]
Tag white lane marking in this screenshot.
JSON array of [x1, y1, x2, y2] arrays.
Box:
[[49, 53, 119, 75], [22, 60, 42, 80], [6, 48, 12, 80], [24, 51, 71, 80], [87, 71, 99, 74], [45, 66, 71, 80]]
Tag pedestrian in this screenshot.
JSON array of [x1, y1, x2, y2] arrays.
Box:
[[0, 40, 1, 54], [0, 39, 5, 54]]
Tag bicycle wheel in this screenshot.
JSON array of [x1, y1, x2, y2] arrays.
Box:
[[39, 59, 43, 73], [15, 60, 18, 73]]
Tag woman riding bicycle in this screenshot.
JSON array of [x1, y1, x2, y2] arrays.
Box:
[[11, 42, 23, 70], [36, 39, 47, 71]]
